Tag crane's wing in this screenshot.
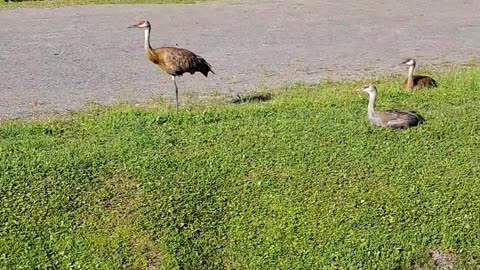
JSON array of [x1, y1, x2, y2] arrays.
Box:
[[384, 111, 421, 128], [155, 47, 214, 77], [386, 119, 409, 129]]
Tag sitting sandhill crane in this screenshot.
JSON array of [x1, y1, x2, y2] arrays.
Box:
[[128, 20, 214, 110], [402, 58, 437, 90], [358, 85, 423, 129]]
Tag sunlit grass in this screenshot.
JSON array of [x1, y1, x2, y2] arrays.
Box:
[[0, 67, 479, 269]]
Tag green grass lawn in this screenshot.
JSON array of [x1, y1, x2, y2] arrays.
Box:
[[0, 0, 206, 10], [1, 67, 479, 269]]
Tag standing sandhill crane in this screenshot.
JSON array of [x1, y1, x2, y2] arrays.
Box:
[[402, 59, 437, 90], [128, 20, 214, 110], [358, 85, 423, 129]]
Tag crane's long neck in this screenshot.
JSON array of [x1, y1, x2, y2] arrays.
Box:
[[406, 64, 415, 88], [144, 27, 152, 50], [367, 91, 377, 117]]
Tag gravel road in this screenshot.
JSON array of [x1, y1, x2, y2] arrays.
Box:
[[0, 0, 479, 117]]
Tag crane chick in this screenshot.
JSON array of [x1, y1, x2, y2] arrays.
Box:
[[402, 58, 437, 90], [358, 85, 423, 129], [129, 20, 214, 110]]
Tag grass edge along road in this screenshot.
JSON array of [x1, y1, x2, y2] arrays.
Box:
[[0, 0, 206, 10], [1, 66, 479, 269]]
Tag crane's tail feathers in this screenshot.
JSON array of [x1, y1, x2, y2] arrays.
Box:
[[196, 56, 215, 77]]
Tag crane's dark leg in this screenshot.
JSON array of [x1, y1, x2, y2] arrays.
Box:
[[171, 75, 179, 111]]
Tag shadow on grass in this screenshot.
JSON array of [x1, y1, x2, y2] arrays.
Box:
[[411, 110, 425, 124], [232, 92, 274, 104]]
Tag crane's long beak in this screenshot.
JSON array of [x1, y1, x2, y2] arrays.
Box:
[[128, 24, 138, 29], [354, 87, 363, 93]]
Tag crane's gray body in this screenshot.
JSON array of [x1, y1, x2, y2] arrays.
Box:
[[363, 85, 422, 129]]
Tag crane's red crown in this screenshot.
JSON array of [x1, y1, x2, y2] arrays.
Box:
[[137, 20, 150, 28], [128, 20, 150, 29]]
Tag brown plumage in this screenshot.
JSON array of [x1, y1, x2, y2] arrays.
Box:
[[146, 47, 214, 77], [402, 58, 437, 90], [129, 20, 214, 110]]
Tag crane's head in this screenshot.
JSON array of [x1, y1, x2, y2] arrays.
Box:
[[128, 20, 151, 29], [356, 84, 377, 95], [401, 58, 416, 66]]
